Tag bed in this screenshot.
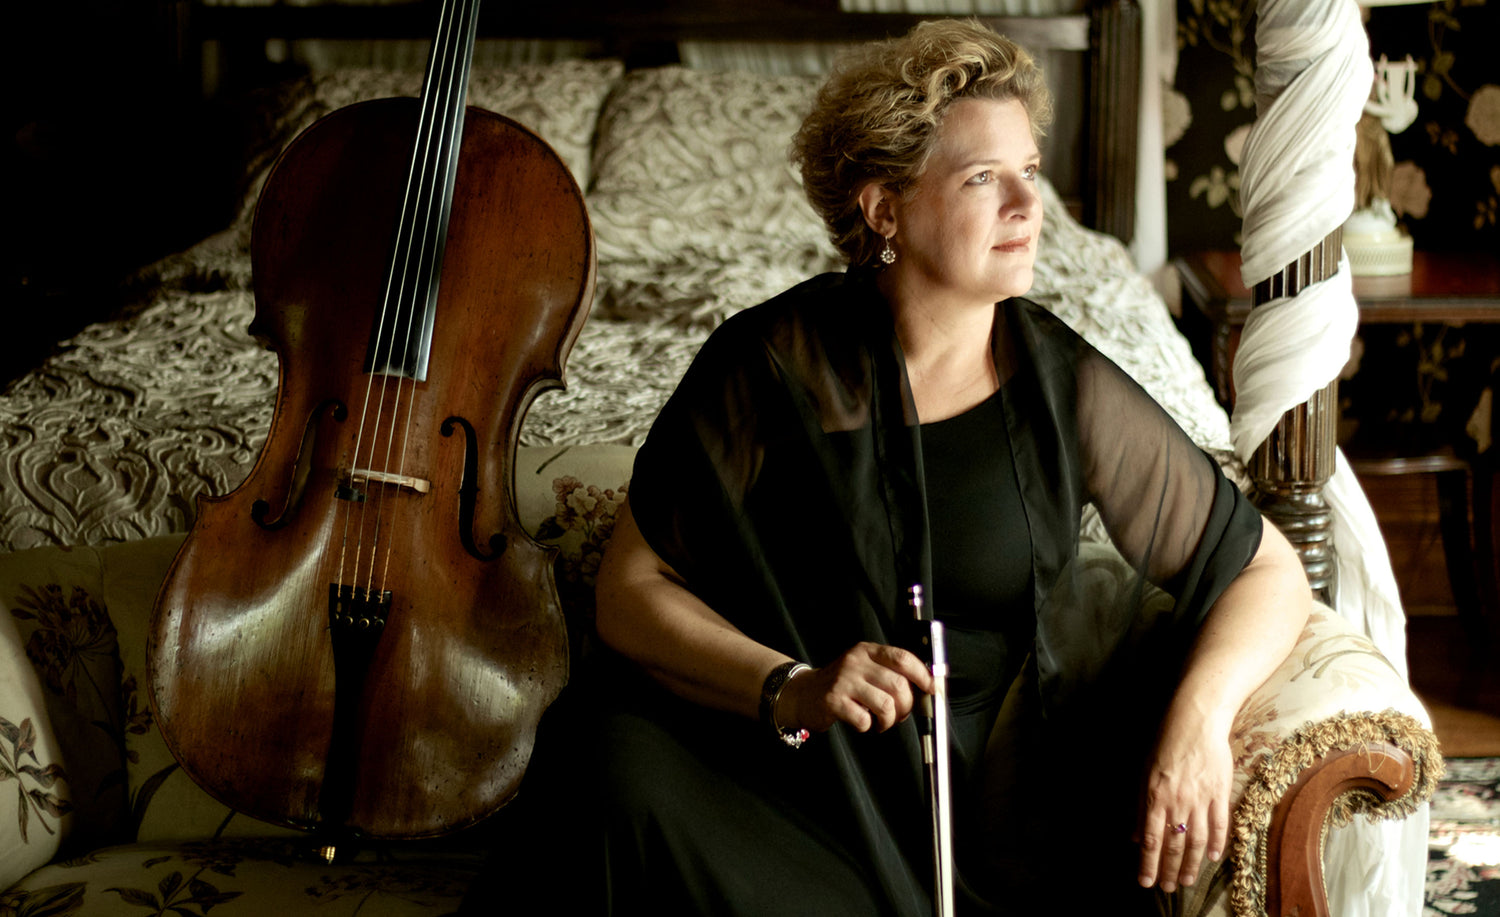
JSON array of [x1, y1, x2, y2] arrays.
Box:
[[0, 2, 1440, 915], [0, 1, 1171, 554]]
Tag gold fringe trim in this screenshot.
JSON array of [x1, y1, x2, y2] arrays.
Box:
[[1228, 709, 1444, 917]]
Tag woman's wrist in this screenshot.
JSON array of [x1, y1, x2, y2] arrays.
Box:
[[760, 660, 812, 748], [1163, 682, 1238, 745]]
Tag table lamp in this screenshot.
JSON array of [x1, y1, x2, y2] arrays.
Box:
[[1345, 1, 1427, 276]]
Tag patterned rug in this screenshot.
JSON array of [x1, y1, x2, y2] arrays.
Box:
[[1427, 757, 1500, 915]]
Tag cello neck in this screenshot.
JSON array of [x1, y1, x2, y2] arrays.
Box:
[[365, 0, 483, 382]]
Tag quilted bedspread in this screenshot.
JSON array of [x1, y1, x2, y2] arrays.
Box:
[[0, 60, 1239, 552]]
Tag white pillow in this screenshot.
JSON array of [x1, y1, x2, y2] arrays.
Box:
[[306, 58, 623, 191]]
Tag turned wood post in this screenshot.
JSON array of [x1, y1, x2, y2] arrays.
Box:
[[1245, 230, 1344, 605], [1087, 0, 1140, 246]]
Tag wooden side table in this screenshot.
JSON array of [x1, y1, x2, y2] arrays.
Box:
[[1175, 250, 1500, 409], [1174, 249, 1500, 691]]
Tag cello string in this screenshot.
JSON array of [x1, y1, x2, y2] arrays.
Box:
[[363, 0, 457, 593], [343, 0, 451, 589], [341, 0, 460, 593], [381, 0, 481, 593], [371, 0, 481, 598]]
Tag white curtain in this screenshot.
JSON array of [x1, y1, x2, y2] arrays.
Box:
[[1231, 1, 1426, 914], [1132, 0, 1174, 273]]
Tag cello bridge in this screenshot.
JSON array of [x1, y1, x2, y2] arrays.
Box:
[[348, 468, 431, 495]]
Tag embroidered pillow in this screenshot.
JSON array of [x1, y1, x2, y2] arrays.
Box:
[[514, 444, 636, 653], [587, 67, 840, 327], [590, 66, 820, 195], [302, 58, 622, 196]]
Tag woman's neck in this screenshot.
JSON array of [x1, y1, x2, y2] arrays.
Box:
[[882, 282, 1000, 424]]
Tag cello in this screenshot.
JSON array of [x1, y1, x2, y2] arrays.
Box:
[[147, 0, 591, 841]]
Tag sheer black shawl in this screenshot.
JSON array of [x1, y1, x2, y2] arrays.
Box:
[[625, 269, 1262, 912]]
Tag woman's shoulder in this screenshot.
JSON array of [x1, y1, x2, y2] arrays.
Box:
[[700, 271, 880, 367], [1004, 296, 1084, 341], [999, 296, 1096, 370], [722, 271, 869, 333]]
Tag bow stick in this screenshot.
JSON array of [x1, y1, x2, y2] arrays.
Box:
[[909, 583, 955, 917]]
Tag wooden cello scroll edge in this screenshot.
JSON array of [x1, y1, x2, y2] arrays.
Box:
[[1228, 710, 1443, 917]]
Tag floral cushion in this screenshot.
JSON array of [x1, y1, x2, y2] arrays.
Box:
[[104, 536, 303, 845], [3, 839, 480, 917], [514, 444, 636, 658], [0, 591, 69, 888], [0, 547, 129, 858]]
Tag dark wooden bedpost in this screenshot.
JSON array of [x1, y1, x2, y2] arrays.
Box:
[[1087, 0, 1140, 246], [1244, 230, 1345, 604]]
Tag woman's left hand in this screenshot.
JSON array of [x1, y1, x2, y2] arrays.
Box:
[[1130, 518, 1309, 895], [1134, 717, 1233, 894]]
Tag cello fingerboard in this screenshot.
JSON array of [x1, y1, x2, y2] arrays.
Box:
[[364, 0, 482, 381]]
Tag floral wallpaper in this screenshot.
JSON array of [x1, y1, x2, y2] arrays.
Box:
[[1166, 0, 1499, 459], [1165, 0, 1499, 253], [1164, 0, 1256, 251], [1363, 0, 1499, 251]]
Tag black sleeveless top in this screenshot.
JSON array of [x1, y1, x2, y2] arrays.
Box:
[[920, 389, 1035, 776]]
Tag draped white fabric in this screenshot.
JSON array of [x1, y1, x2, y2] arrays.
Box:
[[1229, 262, 1360, 463], [1232, 0, 1409, 670], [1232, 1, 1426, 913]]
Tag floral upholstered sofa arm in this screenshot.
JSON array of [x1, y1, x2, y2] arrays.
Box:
[[1164, 593, 1441, 915], [1051, 543, 1441, 917], [1213, 607, 1442, 917]]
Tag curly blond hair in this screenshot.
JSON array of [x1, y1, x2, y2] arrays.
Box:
[[791, 19, 1053, 267]]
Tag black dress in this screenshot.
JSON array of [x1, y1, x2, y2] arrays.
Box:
[[462, 269, 1262, 915]]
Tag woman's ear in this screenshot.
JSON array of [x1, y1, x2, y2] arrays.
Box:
[[857, 183, 897, 239]]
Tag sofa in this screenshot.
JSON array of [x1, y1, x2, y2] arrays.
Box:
[[1, 443, 1443, 916]]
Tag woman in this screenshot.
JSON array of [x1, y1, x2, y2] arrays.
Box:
[[470, 19, 1311, 915]]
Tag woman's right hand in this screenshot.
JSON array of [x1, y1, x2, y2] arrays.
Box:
[[776, 643, 935, 734]]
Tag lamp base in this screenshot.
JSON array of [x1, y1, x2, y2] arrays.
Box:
[[1345, 232, 1413, 276], [1343, 204, 1414, 276]]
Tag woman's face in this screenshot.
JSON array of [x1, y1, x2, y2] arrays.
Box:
[[886, 98, 1042, 311]]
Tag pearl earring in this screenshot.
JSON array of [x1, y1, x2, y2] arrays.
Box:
[[880, 235, 896, 265]]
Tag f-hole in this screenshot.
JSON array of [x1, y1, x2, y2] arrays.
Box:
[[441, 415, 507, 560], [253, 400, 348, 530]]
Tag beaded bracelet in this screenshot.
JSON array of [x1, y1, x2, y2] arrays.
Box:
[[759, 661, 812, 748]]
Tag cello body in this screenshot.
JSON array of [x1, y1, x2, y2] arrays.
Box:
[[147, 98, 592, 838]]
